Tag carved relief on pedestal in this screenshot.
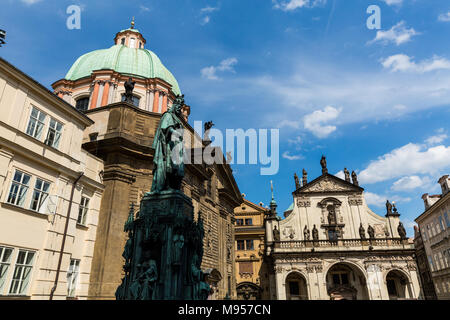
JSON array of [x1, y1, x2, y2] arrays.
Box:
[[283, 226, 296, 240]]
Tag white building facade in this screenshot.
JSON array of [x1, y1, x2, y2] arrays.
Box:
[[415, 175, 450, 300], [0, 58, 104, 299], [265, 160, 421, 300]]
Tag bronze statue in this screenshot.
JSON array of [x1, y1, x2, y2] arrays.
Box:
[[303, 225, 310, 241], [386, 200, 393, 215], [124, 77, 136, 104], [398, 222, 407, 239], [344, 168, 350, 182], [359, 223, 366, 240], [367, 225, 375, 239], [203, 121, 214, 141], [320, 156, 328, 174], [150, 95, 185, 194], [294, 173, 300, 190], [351, 171, 359, 186], [302, 169, 308, 186], [273, 225, 280, 241], [312, 225, 319, 241]]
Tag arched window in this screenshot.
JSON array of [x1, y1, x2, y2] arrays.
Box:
[[121, 94, 140, 107], [121, 38, 125, 45], [75, 97, 90, 111]]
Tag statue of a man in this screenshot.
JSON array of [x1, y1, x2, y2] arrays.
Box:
[[139, 260, 158, 300], [367, 225, 375, 239], [124, 77, 136, 104], [294, 173, 300, 190], [344, 168, 350, 182], [386, 200, 393, 215], [359, 223, 366, 240], [273, 225, 280, 241], [172, 234, 185, 266], [302, 169, 308, 186], [352, 171, 359, 186], [150, 95, 185, 194], [312, 225, 319, 241], [204, 121, 214, 141], [398, 222, 407, 239], [320, 156, 328, 174], [327, 208, 336, 225], [303, 225, 310, 240]]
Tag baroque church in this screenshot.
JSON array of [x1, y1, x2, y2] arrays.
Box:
[[52, 21, 242, 300], [264, 158, 421, 300]]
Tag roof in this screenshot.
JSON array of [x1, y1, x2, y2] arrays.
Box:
[[65, 45, 181, 95], [0, 57, 94, 126], [293, 172, 364, 195]]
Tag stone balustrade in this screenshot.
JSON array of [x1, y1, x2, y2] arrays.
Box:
[[275, 238, 410, 251]]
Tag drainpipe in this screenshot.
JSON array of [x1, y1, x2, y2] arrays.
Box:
[[49, 172, 84, 300]]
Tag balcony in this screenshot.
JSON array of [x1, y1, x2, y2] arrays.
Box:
[[274, 238, 413, 253]]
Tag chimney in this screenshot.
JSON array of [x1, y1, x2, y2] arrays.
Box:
[[422, 193, 441, 210], [438, 175, 450, 196]]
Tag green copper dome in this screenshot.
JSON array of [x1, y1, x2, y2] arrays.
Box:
[[65, 45, 181, 95]]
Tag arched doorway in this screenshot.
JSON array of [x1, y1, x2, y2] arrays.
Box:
[[326, 263, 369, 300], [285, 272, 308, 300], [386, 270, 411, 300], [236, 282, 262, 300]]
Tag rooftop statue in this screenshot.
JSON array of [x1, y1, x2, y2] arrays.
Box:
[[150, 95, 185, 194], [320, 156, 328, 174], [124, 77, 136, 104], [203, 121, 214, 141], [294, 173, 300, 190], [344, 168, 350, 183], [302, 169, 308, 186], [351, 171, 359, 186], [386, 200, 393, 215]]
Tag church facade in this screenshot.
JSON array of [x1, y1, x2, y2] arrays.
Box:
[[265, 158, 421, 300]]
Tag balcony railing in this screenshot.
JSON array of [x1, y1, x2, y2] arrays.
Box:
[[275, 238, 409, 250]]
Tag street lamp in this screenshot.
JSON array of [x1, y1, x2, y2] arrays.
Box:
[[0, 29, 6, 47]]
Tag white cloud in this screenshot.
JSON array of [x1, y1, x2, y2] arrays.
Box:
[[303, 106, 341, 138], [426, 133, 448, 146], [365, 192, 411, 207], [382, 0, 403, 6], [200, 16, 211, 25], [140, 5, 151, 12], [335, 171, 345, 179], [438, 12, 450, 22], [273, 0, 326, 12], [201, 58, 238, 80], [369, 21, 419, 46], [382, 54, 450, 73], [359, 143, 450, 184], [201, 6, 219, 13], [21, 0, 42, 4], [391, 175, 432, 191], [282, 151, 303, 160], [288, 136, 303, 150]]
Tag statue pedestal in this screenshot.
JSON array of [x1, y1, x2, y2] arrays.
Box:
[[116, 190, 208, 300]]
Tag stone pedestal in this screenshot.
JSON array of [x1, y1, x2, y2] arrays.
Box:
[[116, 190, 210, 300]]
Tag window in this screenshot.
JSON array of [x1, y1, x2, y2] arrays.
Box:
[[77, 197, 90, 225], [387, 279, 397, 296], [0, 247, 13, 294], [67, 259, 80, 298], [9, 250, 35, 296], [422, 229, 428, 242], [328, 230, 338, 242], [45, 118, 63, 149], [75, 97, 90, 111], [7, 170, 31, 207], [331, 273, 349, 286], [121, 94, 140, 107], [236, 240, 245, 251], [121, 38, 125, 45], [438, 216, 445, 232], [26, 107, 46, 139], [428, 256, 435, 272], [129, 38, 136, 48], [444, 212, 450, 229], [245, 218, 253, 226], [245, 240, 254, 250], [236, 219, 244, 226], [30, 178, 50, 213]]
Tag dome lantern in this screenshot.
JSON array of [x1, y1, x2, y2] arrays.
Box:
[[114, 18, 147, 49]]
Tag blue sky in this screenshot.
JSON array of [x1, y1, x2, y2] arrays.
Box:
[[1, 0, 450, 236]]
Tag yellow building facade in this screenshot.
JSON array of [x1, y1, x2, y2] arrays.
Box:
[[234, 197, 270, 299]]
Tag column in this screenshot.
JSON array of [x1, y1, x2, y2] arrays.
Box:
[[158, 93, 163, 113], [101, 81, 110, 107], [89, 81, 100, 110], [152, 90, 160, 113], [96, 82, 105, 109], [162, 93, 168, 113]]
